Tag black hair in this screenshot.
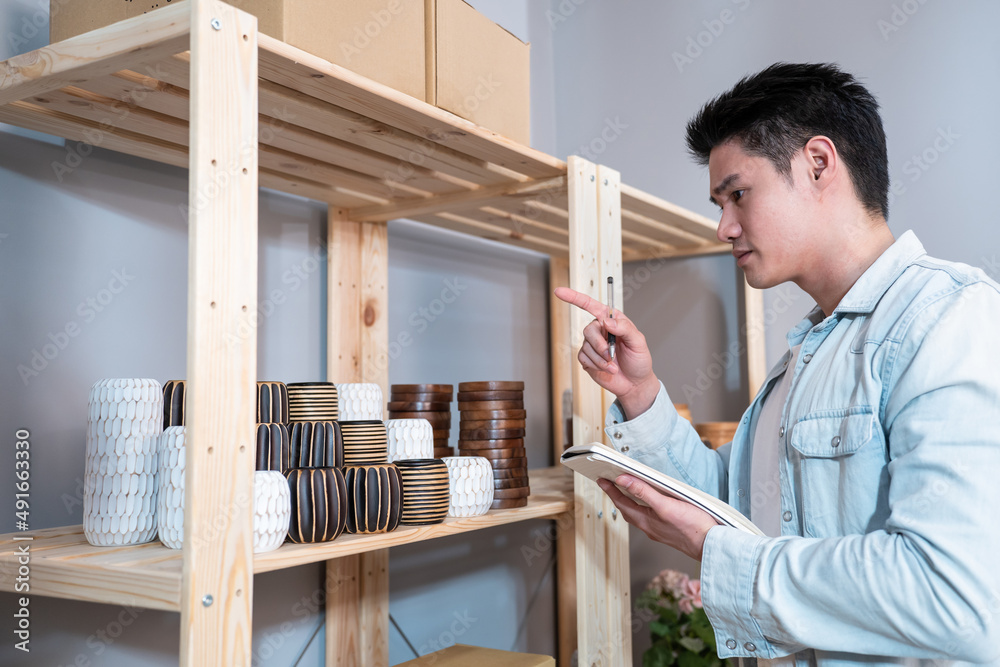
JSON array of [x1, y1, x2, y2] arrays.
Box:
[[686, 63, 889, 220]]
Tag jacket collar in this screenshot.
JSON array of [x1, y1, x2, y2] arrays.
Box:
[[781, 230, 925, 351], [832, 230, 926, 315]]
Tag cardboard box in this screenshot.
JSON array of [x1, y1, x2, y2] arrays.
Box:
[[49, 0, 427, 100], [428, 0, 531, 145], [396, 644, 555, 667]]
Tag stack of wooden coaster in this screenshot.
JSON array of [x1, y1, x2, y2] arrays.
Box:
[[388, 384, 454, 458], [457, 381, 529, 509]]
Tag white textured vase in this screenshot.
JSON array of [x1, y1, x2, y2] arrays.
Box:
[[336, 382, 383, 421], [385, 419, 434, 462], [83, 378, 163, 547], [156, 426, 186, 549], [442, 456, 494, 517], [254, 471, 291, 553]]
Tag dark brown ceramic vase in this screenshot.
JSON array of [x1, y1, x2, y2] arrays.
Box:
[[257, 381, 290, 424], [343, 464, 403, 534], [288, 421, 344, 468], [284, 467, 348, 544], [162, 380, 185, 428], [255, 422, 290, 473], [394, 459, 450, 526]]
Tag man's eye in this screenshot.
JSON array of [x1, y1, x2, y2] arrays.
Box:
[[732, 190, 745, 202]]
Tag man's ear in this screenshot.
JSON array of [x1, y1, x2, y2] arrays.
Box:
[[804, 136, 837, 184]]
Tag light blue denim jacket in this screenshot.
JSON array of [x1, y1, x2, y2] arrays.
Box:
[[604, 231, 1000, 665]]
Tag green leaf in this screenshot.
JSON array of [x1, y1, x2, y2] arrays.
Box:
[[677, 636, 706, 653], [650, 620, 671, 638]]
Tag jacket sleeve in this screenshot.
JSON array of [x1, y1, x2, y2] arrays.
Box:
[[603, 381, 728, 500], [701, 282, 1000, 662]]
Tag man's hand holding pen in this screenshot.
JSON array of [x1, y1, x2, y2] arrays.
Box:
[[553, 286, 660, 421], [554, 285, 716, 560]]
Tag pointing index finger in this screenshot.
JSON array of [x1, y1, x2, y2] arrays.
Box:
[[553, 286, 612, 321]]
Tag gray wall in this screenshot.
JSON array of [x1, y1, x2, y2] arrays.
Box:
[[2, 1, 998, 666]]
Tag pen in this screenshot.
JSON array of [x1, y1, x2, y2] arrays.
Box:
[[607, 277, 616, 361]]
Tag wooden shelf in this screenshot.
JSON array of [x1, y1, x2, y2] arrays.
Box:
[[0, 6, 724, 261], [0, 467, 572, 612]]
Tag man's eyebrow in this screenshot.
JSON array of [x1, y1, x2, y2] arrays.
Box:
[[711, 174, 740, 199], [710, 173, 741, 206]]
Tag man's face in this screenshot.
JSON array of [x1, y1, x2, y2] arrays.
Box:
[[708, 140, 816, 289]]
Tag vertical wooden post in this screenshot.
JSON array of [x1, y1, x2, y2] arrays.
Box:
[[325, 208, 390, 667], [549, 255, 576, 666], [741, 277, 766, 401], [180, 1, 257, 665], [568, 157, 631, 666], [549, 254, 572, 457]]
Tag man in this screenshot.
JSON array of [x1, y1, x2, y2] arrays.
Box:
[[555, 63, 1000, 663]]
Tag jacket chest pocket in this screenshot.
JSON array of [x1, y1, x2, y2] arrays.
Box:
[[788, 408, 889, 537]]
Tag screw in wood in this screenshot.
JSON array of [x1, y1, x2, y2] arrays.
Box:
[[211, 18, 222, 30], [202, 594, 214, 607]]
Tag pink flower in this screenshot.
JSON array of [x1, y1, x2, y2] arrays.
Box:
[[648, 569, 689, 599], [679, 578, 702, 613]]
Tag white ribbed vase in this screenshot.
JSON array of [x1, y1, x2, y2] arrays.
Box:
[[254, 471, 291, 553], [336, 382, 383, 421], [385, 419, 434, 462], [83, 378, 162, 547], [156, 426, 186, 549], [442, 456, 494, 517]]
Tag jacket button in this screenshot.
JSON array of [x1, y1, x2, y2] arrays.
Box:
[[782, 511, 793, 522], [831, 436, 841, 447], [743, 416, 748, 424], [737, 488, 746, 497], [803, 353, 813, 364], [621, 445, 629, 453], [744, 642, 757, 652], [613, 432, 623, 439], [778, 426, 785, 438], [725, 639, 737, 650]]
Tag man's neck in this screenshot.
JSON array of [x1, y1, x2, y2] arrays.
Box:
[[800, 220, 896, 317]]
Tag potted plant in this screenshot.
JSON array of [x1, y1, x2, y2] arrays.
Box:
[[636, 569, 731, 667]]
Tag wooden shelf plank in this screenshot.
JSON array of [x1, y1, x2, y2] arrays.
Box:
[[0, 26, 727, 262], [0, 1, 190, 107], [256, 35, 565, 180], [0, 467, 572, 612]]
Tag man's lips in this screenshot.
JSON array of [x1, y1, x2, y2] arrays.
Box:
[[733, 249, 751, 265]]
